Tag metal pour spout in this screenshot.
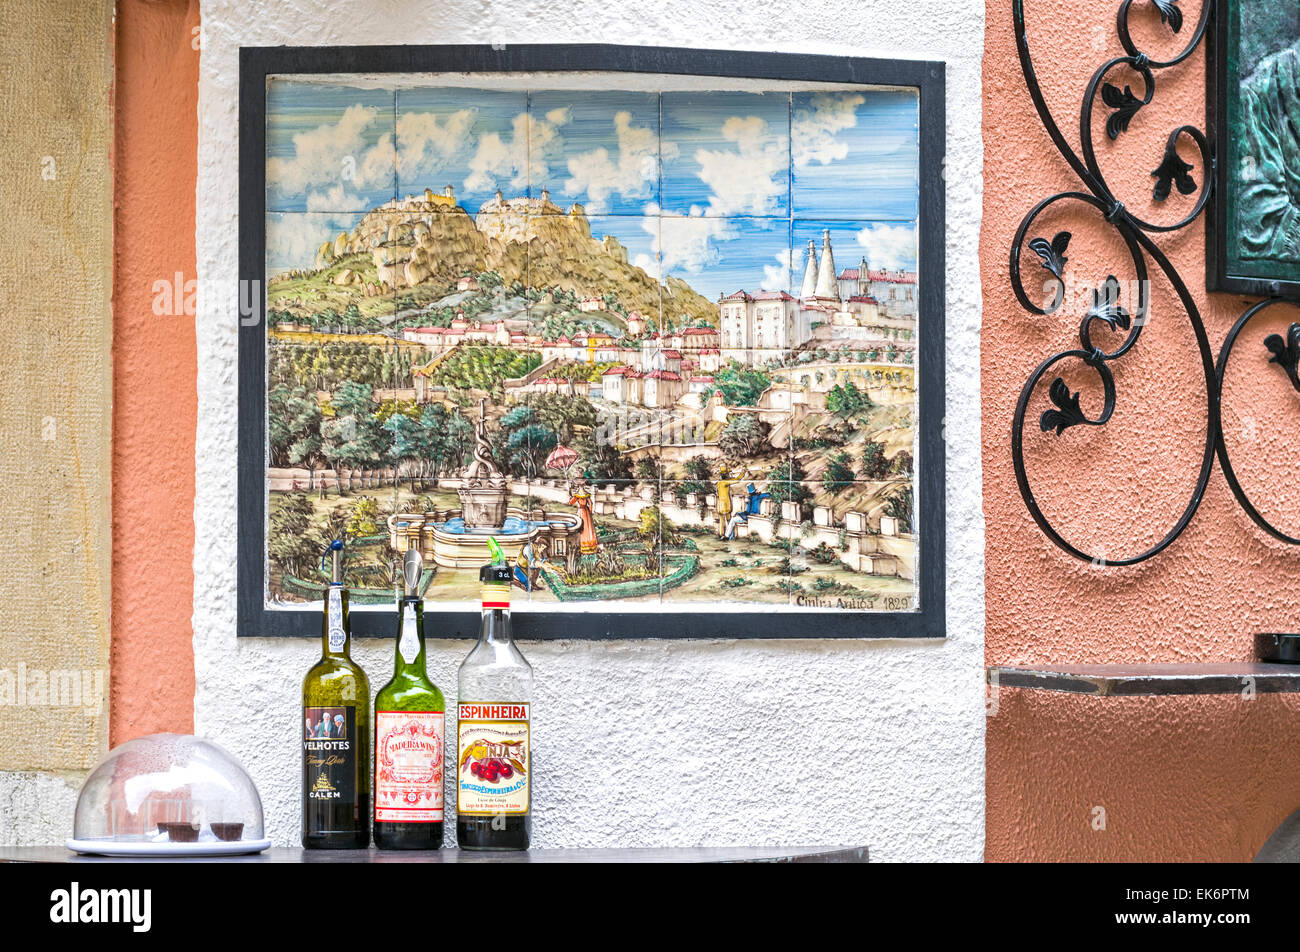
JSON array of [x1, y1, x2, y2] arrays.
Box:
[[401, 531, 423, 598]]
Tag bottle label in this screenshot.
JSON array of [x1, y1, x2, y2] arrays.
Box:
[[457, 703, 529, 816], [375, 710, 444, 823], [398, 608, 419, 664], [327, 587, 345, 652], [303, 705, 357, 804]]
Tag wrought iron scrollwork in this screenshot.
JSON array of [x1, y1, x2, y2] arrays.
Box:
[[1009, 0, 1299, 564]]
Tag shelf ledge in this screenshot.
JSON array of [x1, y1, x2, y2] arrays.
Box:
[[987, 663, 1300, 697]]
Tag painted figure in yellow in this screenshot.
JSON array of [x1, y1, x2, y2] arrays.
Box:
[[715, 464, 740, 539]]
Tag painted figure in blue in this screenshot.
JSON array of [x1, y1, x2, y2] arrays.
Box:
[[511, 541, 548, 592], [723, 483, 771, 540]]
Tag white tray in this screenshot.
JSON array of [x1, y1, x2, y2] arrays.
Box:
[[66, 837, 272, 857]]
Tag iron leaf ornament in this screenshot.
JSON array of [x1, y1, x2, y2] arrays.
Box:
[[1150, 0, 1183, 33], [1040, 377, 1088, 435], [1101, 82, 1144, 139], [1028, 231, 1072, 281], [1264, 323, 1300, 393], [1086, 275, 1132, 332], [1150, 140, 1196, 201]]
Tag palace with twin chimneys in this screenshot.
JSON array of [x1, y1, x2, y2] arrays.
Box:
[[718, 230, 917, 367]]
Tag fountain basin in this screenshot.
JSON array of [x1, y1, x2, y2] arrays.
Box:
[[389, 508, 582, 569]]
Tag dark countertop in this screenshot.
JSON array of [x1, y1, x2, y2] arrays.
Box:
[[0, 845, 867, 863]]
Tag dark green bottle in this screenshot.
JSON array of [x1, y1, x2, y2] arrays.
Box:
[[302, 540, 370, 849], [374, 533, 445, 850]]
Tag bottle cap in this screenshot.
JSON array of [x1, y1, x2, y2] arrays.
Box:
[[322, 539, 344, 585], [480, 537, 511, 607]]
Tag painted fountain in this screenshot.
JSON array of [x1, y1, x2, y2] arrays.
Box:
[[387, 400, 582, 569]]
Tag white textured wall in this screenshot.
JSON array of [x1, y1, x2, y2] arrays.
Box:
[[0, 771, 82, 845], [195, 0, 986, 859]]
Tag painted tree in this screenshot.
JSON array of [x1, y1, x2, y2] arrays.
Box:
[[825, 381, 873, 425], [345, 496, 382, 538], [322, 381, 384, 492], [821, 451, 856, 493], [499, 405, 558, 479], [860, 441, 891, 480], [268, 493, 318, 579], [717, 413, 771, 458], [766, 458, 813, 522], [704, 361, 771, 407], [884, 490, 913, 532], [634, 457, 663, 483]]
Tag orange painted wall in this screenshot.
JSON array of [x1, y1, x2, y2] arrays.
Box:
[[982, 0, 1300, 859], [111, 0, 200, 742]]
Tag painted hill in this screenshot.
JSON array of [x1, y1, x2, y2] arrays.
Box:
[[306, 190, 715, 328]]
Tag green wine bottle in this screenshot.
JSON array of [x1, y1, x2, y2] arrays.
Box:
[[374, 531, 445, 850], [302, 539, 370, 849]]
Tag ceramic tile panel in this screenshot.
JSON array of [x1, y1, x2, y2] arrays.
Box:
[[266, 80, 396, 214], [660, 90, 790, 218], [657, 480, 793, 607], [263, 79, 922, 614], [526, 90, 662, 215], [791, 89, 919, 222]]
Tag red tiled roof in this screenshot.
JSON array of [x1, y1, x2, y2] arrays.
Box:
[[690, 375, 714, 383], [682, 327, 717, 335], [699, 347, 719, 354], [661, 349, 683, 359], [721, 291, 753, 302], [837, 268, 860, 280], [753, 290, 795, 301], [868, 269, 917, 284], [602, 366, 629, 377], [645, 370, 682, 381]]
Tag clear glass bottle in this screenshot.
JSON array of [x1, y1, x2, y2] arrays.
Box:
[[302, 540, 370, 849], [456, 553, 533, 850], [373, 533, 445, 850]]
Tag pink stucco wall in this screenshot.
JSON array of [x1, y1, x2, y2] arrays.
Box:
[[112, 0, 199, 743]]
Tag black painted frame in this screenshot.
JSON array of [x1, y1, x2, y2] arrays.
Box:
[[238, 43, 947, 639], [1207, 0, 1300, 301]]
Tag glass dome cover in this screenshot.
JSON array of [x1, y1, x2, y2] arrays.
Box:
[[68, 733, 270, 855]]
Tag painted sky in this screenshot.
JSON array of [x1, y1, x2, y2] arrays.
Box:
[[266, 81, 920, 290]]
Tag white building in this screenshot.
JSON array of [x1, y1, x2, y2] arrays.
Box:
[[719, 229, 918, 367], [719, 290, 805, 366], [838, 259, 918, 319], [642, 369, 684, 408]]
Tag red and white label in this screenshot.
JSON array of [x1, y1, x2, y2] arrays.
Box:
[[375, 710, 444, 823], [457, 702, 529, 816]]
